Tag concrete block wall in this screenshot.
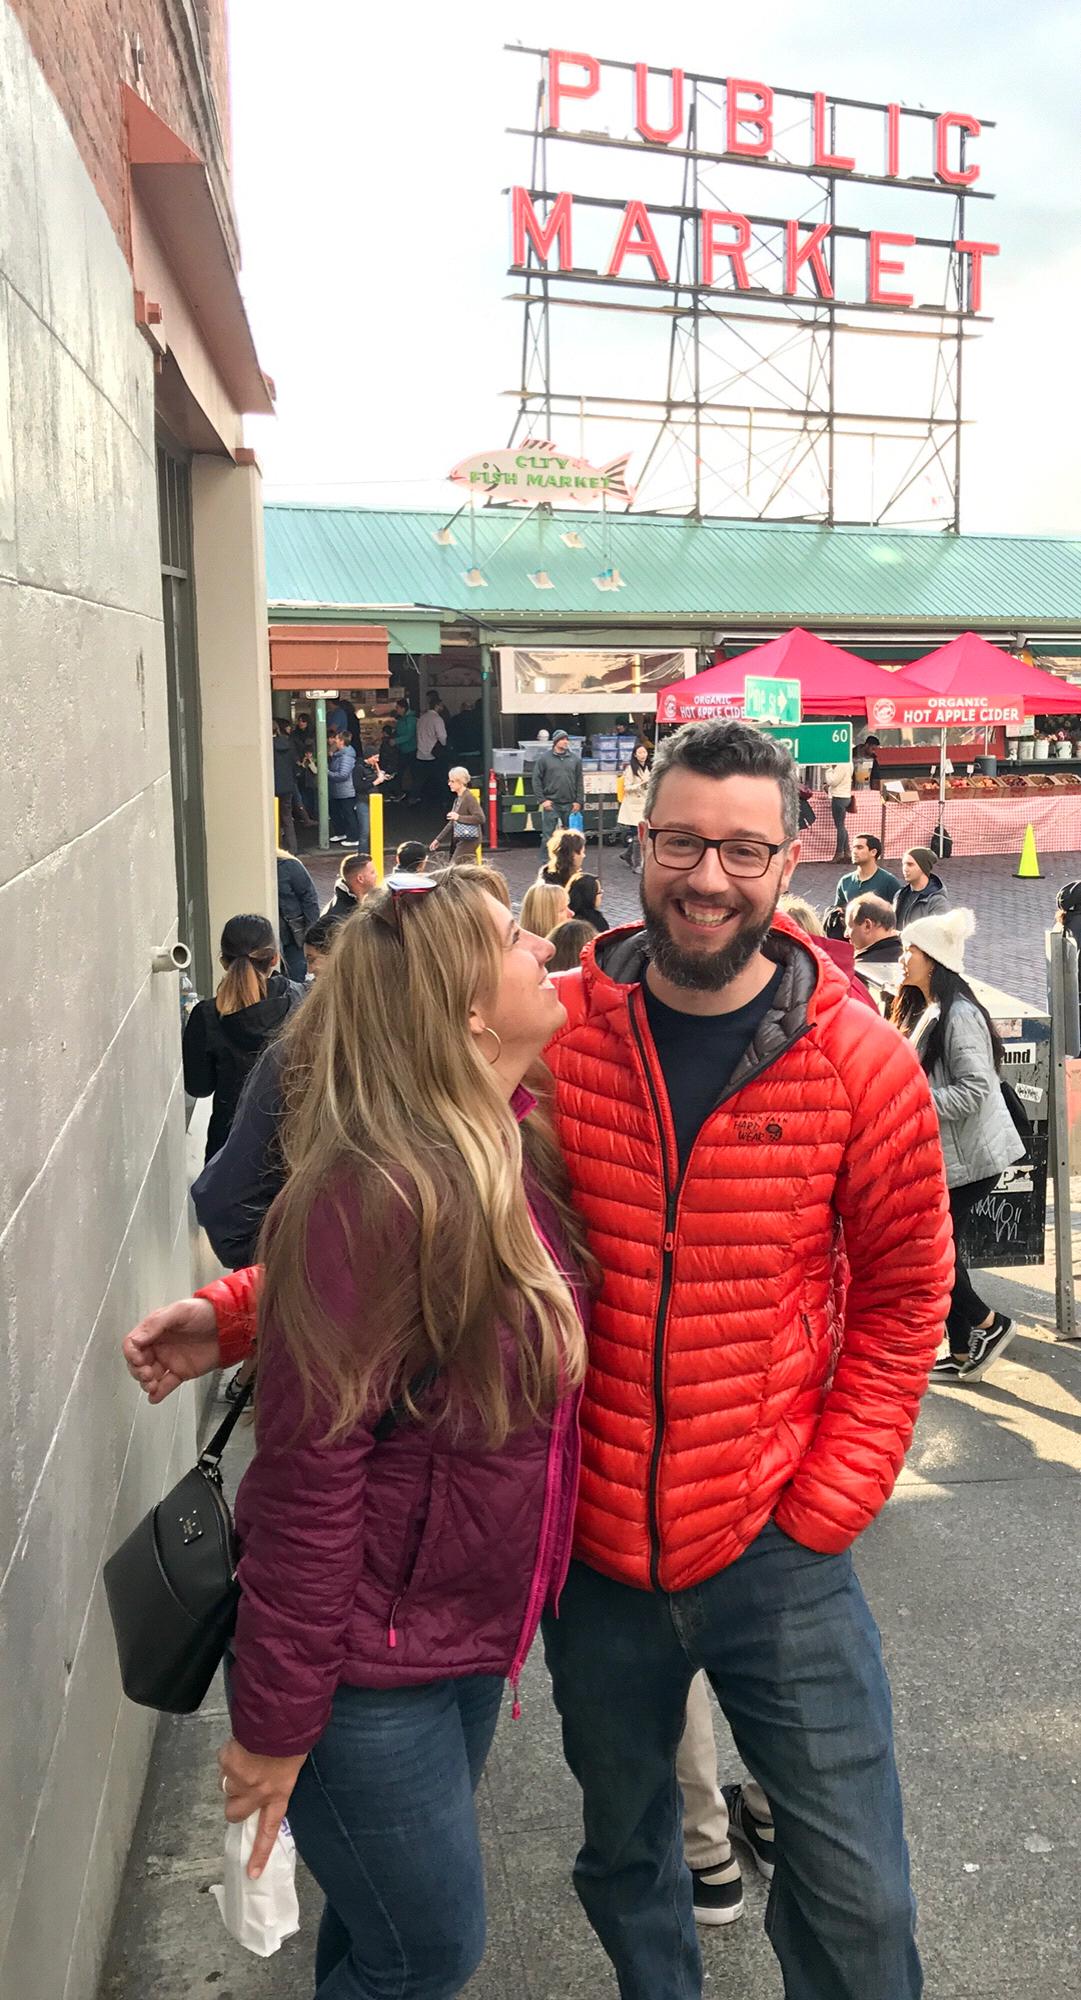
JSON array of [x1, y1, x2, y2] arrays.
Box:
[[0, 9, 197, 1997]]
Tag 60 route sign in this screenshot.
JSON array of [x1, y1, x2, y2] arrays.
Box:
[[757, 721, 852, 763]]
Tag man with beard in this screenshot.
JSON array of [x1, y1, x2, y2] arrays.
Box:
[[540, 719, 952, 2000], [122, 729, 952, 1999]]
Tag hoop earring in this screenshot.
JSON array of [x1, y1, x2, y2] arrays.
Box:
[[477, 1025, 503, 1066]]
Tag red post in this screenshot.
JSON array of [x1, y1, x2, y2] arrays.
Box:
[[488, 770, 499, 851]]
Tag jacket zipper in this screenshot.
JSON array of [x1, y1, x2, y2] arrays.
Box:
[[628, 995, 681, 1592], [628, 990, 812, 1592], [507, 1214, 585, 1715], [507, 1399, 567, 1718]]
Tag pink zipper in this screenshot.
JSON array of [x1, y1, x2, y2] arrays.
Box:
[[506, 1211, 584, 1716], [507, 1399, 566, 1717]]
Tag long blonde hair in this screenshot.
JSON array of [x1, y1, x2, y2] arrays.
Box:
[[259, 866, 591, 1446], [521, 882, 568, 938]]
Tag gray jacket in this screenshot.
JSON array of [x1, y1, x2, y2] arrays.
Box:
[[916, 998, 1025, 1190], [533, 747, 583, 813]]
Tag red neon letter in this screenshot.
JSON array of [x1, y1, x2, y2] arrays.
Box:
[[955, 239, 999, 312], [812, 93, 855, 172], [547, 49, 599, 130], [726, 79, 774, 157], [635, 64, 684, 146], [607, 200, 670, 282], [886, 103, 901, 178], [868, 231, 915, 307], [511, 187, 574, 270], [701, 212, 751, 289], [785, 221, 834, 298], [935, 112, 981, 186]]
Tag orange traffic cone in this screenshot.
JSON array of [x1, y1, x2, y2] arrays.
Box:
[[1015, 823, 1042, 879]]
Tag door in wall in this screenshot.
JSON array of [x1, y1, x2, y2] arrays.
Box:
[[157, 439, 212, 995]]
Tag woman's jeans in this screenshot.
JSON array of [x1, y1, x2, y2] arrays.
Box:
[[947, 1175, 998, 1355], [329, 796, 359, 843], [543, 1528, 921, 2000], [830, 795, 852, 854], [285, 1675, 504, 1998]]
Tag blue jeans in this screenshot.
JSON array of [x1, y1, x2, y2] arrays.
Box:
[[542, 1526, 920, 2000], [353, 796, 370, 852], [285, 1676, 504, 1998]]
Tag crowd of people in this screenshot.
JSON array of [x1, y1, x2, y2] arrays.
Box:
[[130, 716, 1077, 2000]]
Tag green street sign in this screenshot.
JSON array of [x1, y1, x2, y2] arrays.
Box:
[[744, 674, 801, 725], [757, 720, 852, 763]]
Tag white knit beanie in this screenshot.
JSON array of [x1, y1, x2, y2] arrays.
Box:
[[902, 906, 976, 976]]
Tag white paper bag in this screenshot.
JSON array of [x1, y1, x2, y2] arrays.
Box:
[[210, 1811, 300, 1957]]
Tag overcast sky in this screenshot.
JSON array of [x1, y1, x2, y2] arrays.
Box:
[[229, 0, 1081, 535]]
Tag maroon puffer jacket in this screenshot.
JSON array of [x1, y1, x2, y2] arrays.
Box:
[[227, 1158, 586, 1758]]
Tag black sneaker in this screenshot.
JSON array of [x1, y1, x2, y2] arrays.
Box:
[[930, 1353, 966, 1381], [960, 1315, 1016, 1382], [721, 1783, 775, 1883], [690, 1856, 743, 1927]]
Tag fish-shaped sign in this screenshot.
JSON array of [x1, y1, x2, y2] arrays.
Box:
[[448, 439, 635, 505]]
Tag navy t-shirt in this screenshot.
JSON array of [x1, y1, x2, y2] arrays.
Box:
[[642, 966, 783, 1174]]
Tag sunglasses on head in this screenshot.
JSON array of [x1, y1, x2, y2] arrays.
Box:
[[372, 870, 442, 943]]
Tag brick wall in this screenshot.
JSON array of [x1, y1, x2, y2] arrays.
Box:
[[7, 0, 236, 263]]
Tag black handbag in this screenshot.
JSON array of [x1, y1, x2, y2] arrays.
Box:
[[104, 1363, 440, 1716], [103, 1378, 255, 1715]]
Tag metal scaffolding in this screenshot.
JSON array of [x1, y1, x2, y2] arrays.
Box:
[[505, 48, 995, 530]]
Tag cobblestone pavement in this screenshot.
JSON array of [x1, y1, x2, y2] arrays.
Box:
[[304, 811, 1079, 1010]]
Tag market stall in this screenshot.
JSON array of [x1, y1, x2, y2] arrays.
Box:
[[659, 628, 1081, 862]]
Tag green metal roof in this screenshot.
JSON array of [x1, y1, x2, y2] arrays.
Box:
[[264, 506, 1081, 637]]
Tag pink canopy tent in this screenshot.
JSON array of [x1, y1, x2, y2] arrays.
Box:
[[893, 632, 1081, 715], [657, 627, 926, 724]]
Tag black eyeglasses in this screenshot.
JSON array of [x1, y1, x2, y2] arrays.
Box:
[[645, 826, 790, 879], [371, 870, 442, 943]]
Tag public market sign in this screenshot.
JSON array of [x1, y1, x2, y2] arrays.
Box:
[[867, 694, 1023, 728], [511, 53, 999, 313]]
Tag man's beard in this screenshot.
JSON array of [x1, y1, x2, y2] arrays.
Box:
[[640, 879, 777, 992]]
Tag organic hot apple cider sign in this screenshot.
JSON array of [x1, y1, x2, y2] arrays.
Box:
[[507, 50, 998, 314]]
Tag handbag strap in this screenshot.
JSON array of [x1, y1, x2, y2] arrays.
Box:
[[196, 1361, 439, 1469], [372, 1362, 440, 1442], [198, 1377, 255, 1472]]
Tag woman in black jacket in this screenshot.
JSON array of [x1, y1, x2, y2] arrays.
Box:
[[276, 850, 320, 982], [567, 872, 609, 934], [182, 915, 305, 1162]]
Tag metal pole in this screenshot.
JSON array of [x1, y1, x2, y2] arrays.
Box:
[[314, 697, 329, 851], [480, 641, 494, 798], [937, 725, 948, 851], [1047, 926, 1079, 1338]]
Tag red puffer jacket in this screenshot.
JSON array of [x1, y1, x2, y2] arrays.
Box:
[[545, 916, 953, 1593]]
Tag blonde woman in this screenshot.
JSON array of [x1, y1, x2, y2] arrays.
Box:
[[124, 870, 592, 1999], [521, 880, 570, 938], [429, 765, 485, 865], [181, 914, 303, 1163]]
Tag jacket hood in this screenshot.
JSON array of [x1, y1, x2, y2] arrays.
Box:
[[560, 910, 852, 1046], [217, 972, 299, 1050]]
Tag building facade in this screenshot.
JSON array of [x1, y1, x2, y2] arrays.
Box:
[[0, 5, 273, 1993]]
